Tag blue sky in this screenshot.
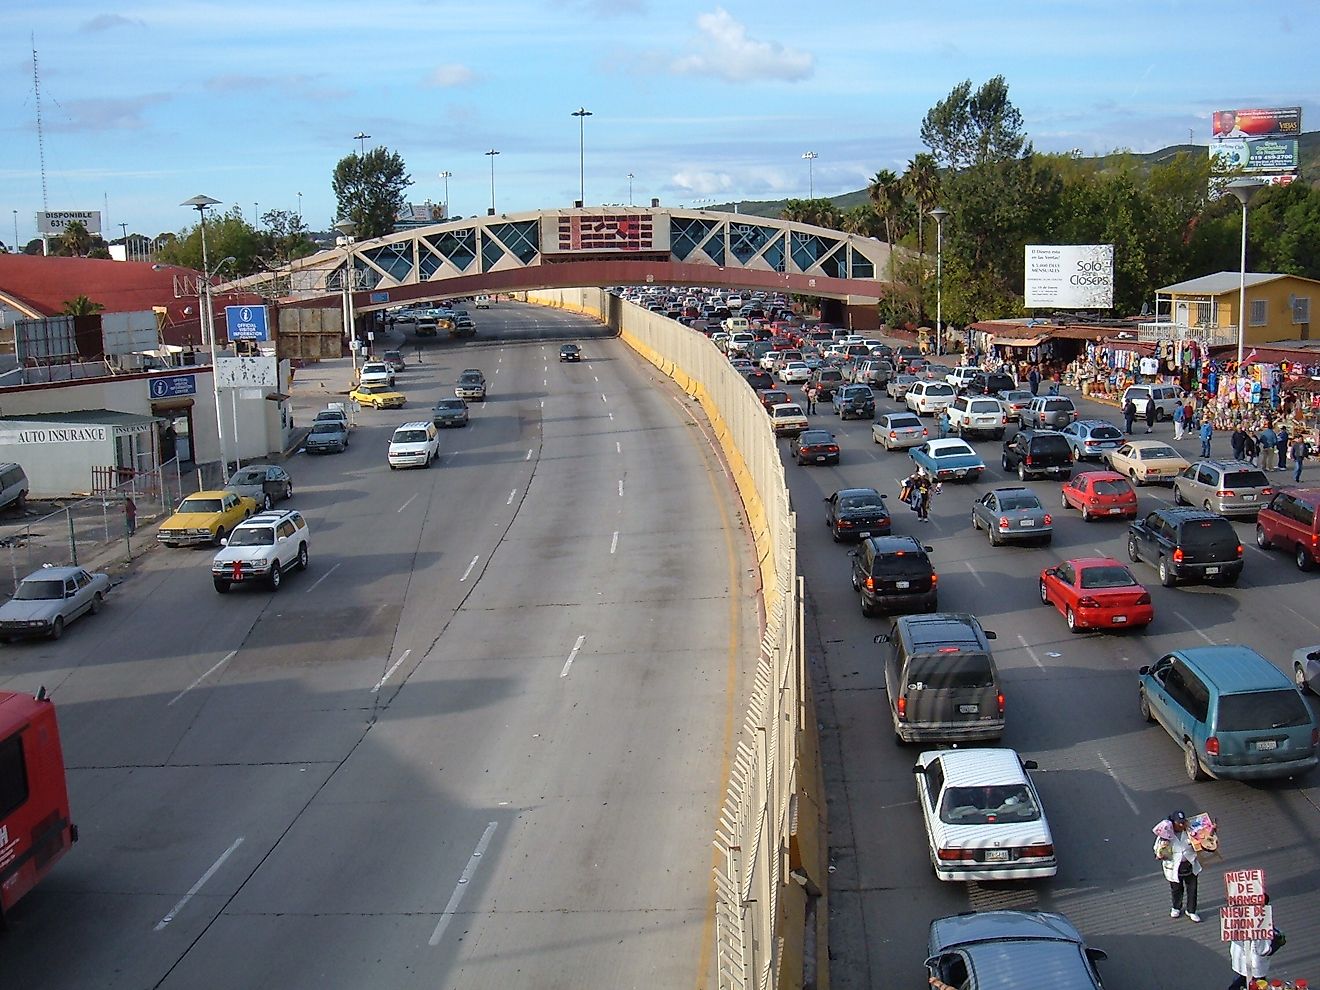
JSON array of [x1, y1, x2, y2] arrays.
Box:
[[2, 1, 1316, 244]]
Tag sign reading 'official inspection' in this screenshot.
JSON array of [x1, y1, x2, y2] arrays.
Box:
[[1024, 245, 1114, 309]]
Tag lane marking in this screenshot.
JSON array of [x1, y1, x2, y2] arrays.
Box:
[[167, 651, 237, 706], [610, 531, 619, 554], [1173, 610, 1216, 645], [540, 399, 544, 409], [371, 649, 412, 694], [560, 634, 587, 678], [594, 375, 599, 383], [964, 561, 986, 587], [616, 441, 621, 454], [1097, 754, 1141, 816], [601, 393, 608, 403], [506, 489, 517, 505], [397, 494, 418, 514], [428, 821, 500, 946], [608, 412, 614, 421], [155, 836, 245, 930], [544, 379, 548, 387], [618, 479, 624, 497], [1017, 634, 1046, 671], [494, 368, 500, 374], [460, 555, 480, 582], [305, 562, 340, 594]]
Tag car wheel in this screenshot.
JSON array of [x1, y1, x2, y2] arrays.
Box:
[[1158, 557, 1176, 587], [1255, 525, 1271, 549], [1039, 579, 1050, 605], [1127, 537, 1141, 563], [214, 526, 226, 547], [1297, 545, 1314, 572], [89, 592, 103, 615], [831, 528, 840, 543], [1139, 689, 1154, 722], [873, 433, 881, 445], [1081, 506, 1092, 522], [268, 561, 282, 591], [1184, 740, 1207, 781], [213, 579, 231, 594], [50, 617, 64, 641], [1130, 469, 1142, 486], [1296, 664, 1313, 695], [297, 544, 309, 571], [1001, 455, 1010, 470], [1172, 486, 1187, 505], [1066, 607, 1080, 632], [988, 527, 1001, 547], [1155, 408, 1166, 422], [1203, 500, 1213, 513], [262, 493, 273, 511], [1018, 463, 1028, 481], [860, 592, 877, 618]]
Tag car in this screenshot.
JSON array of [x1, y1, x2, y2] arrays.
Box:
[[791, 429, 840, 466], [729, 357, 755, 374], [769, 403, 809, 437], [758, 389, 791, 413], [1255, 487, 1320, 571], [350, 383, 407, 409], [825, 487, 891, 542], [1059, 470, 1138, 521], [1023, 395, 1077, 430], [358, 360, 395, 389], [474, 294, 491, 309], [304, 418, 349, 454], [1172, 460, 1274, 516], [1105, 440, 1189, 486], [996, 388, 1035, 424], [832, 384, 876, 420], [210, 509, 310, 594], [1122, 383, 1184, 421], [945, 367, 980, 391], [455, 369, 487, 401], [0, 566, 110, 641], [886, 374, 919, 400], [313, 406, 349, 428], [910, 439, 986, 483], [744, 369, 775, 390], [947, 395, 1007, 440], [382, 349, 406, 373], [778, 361, 811, 384], [223, 464, 293, 511], [158, 490, 257, 547], [971, 487, 1053, 546], [905, 380, 957, 416], [431, 398, 470, 428], [872, 412, 928, 450], [1039, 557, 1153, 632], [913, 749, 1056, 881], [849, 534, 935, 614], [760, 351, 782, 371], [964, 371, 1018, 397], [853, 359, 893, 387], [559, 344, 582, 362], [807, 367, 845, 400], [1001, 430, 1073, 481], [1126, 507, 1244, 586], [1060, 420, 1125, 462], [1293, 644, 1320, 694], [388, 421, 440, 469], [926, 911, 1106, 990]]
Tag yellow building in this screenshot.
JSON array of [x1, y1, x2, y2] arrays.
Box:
[[1152, 271, 1318, 348]]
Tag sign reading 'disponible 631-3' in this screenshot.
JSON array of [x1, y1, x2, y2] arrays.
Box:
[[224, 305, 270, 342], [1024, 244, 1114, 310]]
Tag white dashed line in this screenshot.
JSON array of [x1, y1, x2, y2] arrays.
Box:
[[155, 837, 245, 930], [428, 821, 499, 946], [601, 393, 608, 403], [608, 412, 614, 420], [1173, 610, 1217, 645], [544, 379, 548, 387], [370, 649, 412, 694], [1017, 634, 1046, 671], [167, 651, 237, 706], [616, 441, 621, 454], [397, 494, 417, 513], [526, 448, 533, 460], [460, 555, 480, 582], [618, 479, 624, 497], [594, 375, 599, 383], [1097, 754, 1141, 815], [494, 368, 500, 374], [305, 562, 340, 594], [610, 531, 619, 554], [560, 634, 587, 678], [506, 489, 517, 505], [540, 399, 544, 409], [964, 561, 986, 586]]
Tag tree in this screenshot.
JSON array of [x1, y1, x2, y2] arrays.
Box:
[[867, 169, 904, 306], [839, 205, 878, 237], [903, 154, 941, 320], [156, 208, 267, 276], [55, 221, 95, 258], [61, 294, 104, 316], [259, 208, 318, 267], [332, 147, 413, 240], [920, 75, 1028, 172]]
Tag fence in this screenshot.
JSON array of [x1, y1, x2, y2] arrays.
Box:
[[527, 288, 827, 990], [0, 459, 188, 596]]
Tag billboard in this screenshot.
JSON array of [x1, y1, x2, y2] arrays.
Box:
[[1209, 138, 1299, 173], [540, 212, 669, 255], [216, 356, 277, 388], [36, 210, 102, 236], [1211, 107, 1302, 138], [1024, 245, 1114, 309]]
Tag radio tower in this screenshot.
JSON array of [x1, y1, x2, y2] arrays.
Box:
[[32, 36, 49, 218]]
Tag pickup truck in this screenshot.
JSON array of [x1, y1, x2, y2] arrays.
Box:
[[358, 361, 395, 388], [832, 384, 876, 420]]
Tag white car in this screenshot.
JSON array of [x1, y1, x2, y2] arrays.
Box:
[[946, 367, 980, 391], [760, 351, 782, 371], [388, 421, 440, 469], [358, 361, 395, 388], [779, 362, 811, 384], [212, 510, 310, 593], [474, 294, 491, 309], [770, 403, 809, 437], [913, 748, 1057, 882], [906, 380, 957, 415]]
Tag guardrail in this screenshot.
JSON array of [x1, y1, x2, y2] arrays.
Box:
[[526, 288, 827, 990]]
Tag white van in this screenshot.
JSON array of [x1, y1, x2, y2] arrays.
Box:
[[474, 295, 491, 309], [1121, 384, 1184, 421], [0, 463, 29, 512], [388, 422, 440, 469]]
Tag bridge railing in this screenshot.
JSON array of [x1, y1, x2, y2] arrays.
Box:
[[525, 288, 827, 990]]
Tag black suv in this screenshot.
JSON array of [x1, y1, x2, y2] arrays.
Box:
[[825, 487, 891, 542], [807, 367, 845, 401], [743, 369, 775, 390], [850, 535, 937, 616], [1001, 430, 1072, 481], [1127, 508, 1244, 586], [964, 370, 1017, 397]]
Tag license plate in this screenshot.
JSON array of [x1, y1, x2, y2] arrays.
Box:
[[1020, 519, 1035, 527], [1112, 615, 1128, 624], [1243, 494, 1256, 501], [1205, 566, 1220, 575], [1108, 507, 1122, 514], [955, 469, 967, 477], [816, 455, 826, 462], [1256, 739, 1278, 751], [896, 580, 910, 589], [859, 532, 872, 539], [959, 704, 979, 714], [984, 849, 1010, 862]]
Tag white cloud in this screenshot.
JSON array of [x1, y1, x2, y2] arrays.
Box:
[[426, 64, 476, 87], [670, 165, 796, 197], [670, 8, 813, 83]]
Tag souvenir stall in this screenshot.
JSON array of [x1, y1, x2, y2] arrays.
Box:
[[1199, 350, 1320, 442]]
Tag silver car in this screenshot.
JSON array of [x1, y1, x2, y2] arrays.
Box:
[[0, 566, 110, 641], [1294, 644, 1320, 694], [886, 374, 919, 400], [224, 464, 293, 511], [1172, 460, 1274, 517], [872, 412, 929, 450], [971, 487, 1053, 546]]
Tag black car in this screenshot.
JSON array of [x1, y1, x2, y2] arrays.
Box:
[[1127, 508, 1244, 587], [1001, 430, 1072, 481], [431, 397, 470, 428], [964, 370, 1018, 396], [791, 429, 840, 466], [744, 369, 775, 390], [849, 535, 937, 616], [825, 487, 891, 542], [559, 344, 582, 362]]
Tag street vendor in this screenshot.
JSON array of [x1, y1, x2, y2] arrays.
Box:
[[1153, 810, 1203, 923]]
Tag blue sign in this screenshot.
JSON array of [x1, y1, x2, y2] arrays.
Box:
[[225, 305, 270, 342], [369, 291, 391, 304], [149, 374, 197, 400]]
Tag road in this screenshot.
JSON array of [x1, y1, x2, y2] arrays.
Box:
[[799, 371, 1320, 988], [0, 303, 757, 990]]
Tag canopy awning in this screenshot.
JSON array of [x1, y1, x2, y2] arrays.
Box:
[[990, 335, 1046, 348]]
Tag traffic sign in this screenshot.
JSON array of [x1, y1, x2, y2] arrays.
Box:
[[224, 305, 270, 342], [149, 374, 197, 400]]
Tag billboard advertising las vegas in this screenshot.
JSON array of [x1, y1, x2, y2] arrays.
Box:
[[1211, 107, 1302, 138], [1024, 245, 1114, 309]]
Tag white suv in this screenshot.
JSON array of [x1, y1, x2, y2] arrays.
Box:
[[388, 421, 440, 469], [905, 380, 957, 416], [359, 361, 395, 388], [212, 510, 310, 593], [945, 367, 979, 391]]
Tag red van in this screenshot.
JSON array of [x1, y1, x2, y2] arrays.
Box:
[[1255, 487, 1320, 571]]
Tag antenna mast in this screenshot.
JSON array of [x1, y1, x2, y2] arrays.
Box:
[[32, 36, 49, 217]]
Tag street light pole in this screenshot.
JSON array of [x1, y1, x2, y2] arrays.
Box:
[[1226, 180, 1258, 365], [297, 192, 302, 223], [181, 194, 229, 483], [485, 150, 500, 215], [572, 107, 592, 206], [802, 151, 819, 198], [334, 220, 359, 378], [354, 131, 370, 156], [11, 210, 17, 251], [627, 172, 635, 206], [929, 206, 949, 357], [439, 171, 452, 218]]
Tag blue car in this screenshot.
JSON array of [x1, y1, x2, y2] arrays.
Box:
[[927, 911, 1106, 990], [910, 439, 986, 483]]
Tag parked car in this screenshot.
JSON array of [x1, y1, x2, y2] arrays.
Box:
[[211, 509, 310, 593], [1126, 508, 1244, 586], [1060, 420, 1125, 462], [159, 490, 257, 547], [1023, 396, 1077, 430], [926, 912, 1106, 990], [224, 464, 293, 511], [0, 566, 110, 641], [1172, 460, 1274, 517], [947, 395, 1007, 440], [1039, 557, 1153, 632], [1059, 470, 1138, 521], [1255, 486, 1320, 571], [971, 487, 1053, 546], [0, 462, 29, 513], [1105, 440, 1189, 486], [825, 487, 891, 542], [791, 429, 840, 466], [431, 398, 470, 428], [850, 535, 935, 615], [832, 384, 876, 420], [872, 412, 928, 450], [910, 439, 986, 483], [906, 380, 957, 416], [769, 403, 809, 437], [1001, 430, 1072, 481], [1293, 644, 1320, 693]]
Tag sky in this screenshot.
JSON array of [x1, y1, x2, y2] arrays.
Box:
[[1, 1, 1316, 245]]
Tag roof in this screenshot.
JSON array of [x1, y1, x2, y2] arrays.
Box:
[[930, 910, 1086, 954], [1155, 271, 1315, 295], [899, 612, 987, 650], [19, 565, 88, 580], [1174, 646, 1292, 692], [925, 438, 976, 451], [0, 409, 163, 428], [923, 748, 1028, 785], [1064, 556, 1126, 569]]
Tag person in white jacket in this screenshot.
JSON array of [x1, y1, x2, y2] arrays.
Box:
[[1154, 810, 1203, 922], [1228, 933, 1273, 989]]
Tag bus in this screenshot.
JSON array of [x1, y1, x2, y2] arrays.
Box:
[[0, 689, 77, 927]]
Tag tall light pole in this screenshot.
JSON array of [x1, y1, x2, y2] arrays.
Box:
[[334, 220, 360, 378], [439, 171, 452, 218], [929, 206, 949, 356], [802, 151, 819, 198], [485, 150, 500, 215], [627, 172, 635, 206], [181, 194, 230, 483], [354, 131, 370, 156], [12, 210, 18, 251], [253, 202, 259, 229], [571, 107, 592, 206], [1226, 180, 1258, 365], [297, 191, 302, 223]]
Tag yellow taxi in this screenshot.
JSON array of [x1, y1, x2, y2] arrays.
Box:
[[158, 490, 258, 547], [349, 383, 407, 409], [1103, 439, 1190, 485]]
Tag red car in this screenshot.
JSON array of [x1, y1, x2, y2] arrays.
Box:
[[1060, 470, 1138, 521], [1039, 557, 1154, 632]]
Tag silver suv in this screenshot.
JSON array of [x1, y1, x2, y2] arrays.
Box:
[[212, 510, 311, 593], [1172, 460, 1275, 517]]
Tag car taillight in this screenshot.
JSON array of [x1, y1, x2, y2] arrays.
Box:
[[936, 847, 975, 862], [921, 428, 929, 436], [896, 696, 907, 720], [997, 693, 1005, 715], [1216, 489, 1235, 497], [1042, 514, 1052, 526], [1173, 547, 1184, 563], [930, 573, 939, 586], [865, 577, 875, 591], [1262, 488, 1273, 495], [1136, 593, 1152, 605], [1025, 455, 1033, 465], [998, 516, 1010, 529], [1001, 416, 1007, 424], [1205, 736, 1220, 756], [1078, 596, 1099, 608], [888, 431, 898, 439], [1020, 843, 1054, 859], [1236, 544, 1244, 557]]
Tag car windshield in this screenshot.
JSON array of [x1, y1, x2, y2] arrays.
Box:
[[934, 445, 974, 458], [1092, 479, 1129, 496], [1224, 470, 1269, 488], [229, 469, 265, 485], [14, 579, 63, 601], [310, 423, 342, 435], [179, 498, 222, 513], [997, 493, 1040, 511], [940, 784, 1040, 824], [435, 400, 465, 411], [394, 430, 430, 444], [459, 375, 482, 384], [907, 653, 995, 688], [840, 494, 884, 511], [1079, 565, 1137, 589], [228, 527, 275, 547], [1141, 446, 1178, 459], [1217, 690, 1311, 732]]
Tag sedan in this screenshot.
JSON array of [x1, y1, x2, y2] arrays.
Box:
[[559, 344, 582, 362], [1060, 471, 1138, 521], [779, 361, 811, 384], [825, 487, 891, 541], [349, 383, 407, 409], [1060, 420, 1125, 462], [0, 566, 110, 641], [910, 439, 986, 483], [223, 464, 293, 511], [1039, 556, 1153, 632], [872, 412, 928, 450], [1105, 440, 1189, 485], [886, 374, 919, 400], [431, 398, 470, 428], [304, 419, 349, 454], [997, 389, 1035, 424], [791, 429, 840, 465], [913, 748, 1056, 882], [927, 912, 1105, 990], [971, 488, 1053, 546]]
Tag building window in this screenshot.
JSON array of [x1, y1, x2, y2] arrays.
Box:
[[1250, 299, 1267, 326], [1196, 302, 1212, 326], [1293, 296, 1311, 324]]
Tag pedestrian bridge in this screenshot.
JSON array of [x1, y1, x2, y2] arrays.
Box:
[[222, 207, 895, 312]]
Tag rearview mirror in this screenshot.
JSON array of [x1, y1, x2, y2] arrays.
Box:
[[922, 545, 934, 553], [879, 493, 888, 499], [1086, 948, 1109, 963], [984, 631, 998, 640], [219, 538, 228, 547], [1139, 665, 1151, 675], [1022, 760, 1039, 771], [822, 496, 830, 503], [873, 634, 890, 644], [847, 550, 858, 558], [913, 764, 927, 775]]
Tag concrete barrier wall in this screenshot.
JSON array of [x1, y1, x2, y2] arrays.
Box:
[[526, 288, 828, 990]]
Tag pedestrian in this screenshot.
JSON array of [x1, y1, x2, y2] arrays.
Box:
[[1276, 425, 1289, 471], [1200, 420, 1214, 458], [124, 495, 137, 536], [1172, 401, 1186, 440], [1242, 431, 1259, 466], [1153, 810, 1202, 923], [1123, 398, 1137, 435], [1230, 426, 1248, 461], [1291, 435, 1307, 483], [804, 385, 817, 415], [937, 409, 951, 440], [1028, 365, 1041, 396], [1144, 397, 1157, 434], [1227, 907, 1275, 990], [1258, 424, 1277, 471]]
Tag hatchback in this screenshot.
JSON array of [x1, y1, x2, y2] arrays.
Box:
[[1172, 460, 1273, 517], [1060, 420, 1124, 462], [1039, 557, 1153, 632], [1255, 486, 1320, 571], [1059, 471, 1138, 521]]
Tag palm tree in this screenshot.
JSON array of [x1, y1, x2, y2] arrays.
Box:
[[903, 154, 941, 321], [867, 170, 904, 307], [58, 221, 95, 258], [839, 205, 875, 236], [61, 294, 104, 316]]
